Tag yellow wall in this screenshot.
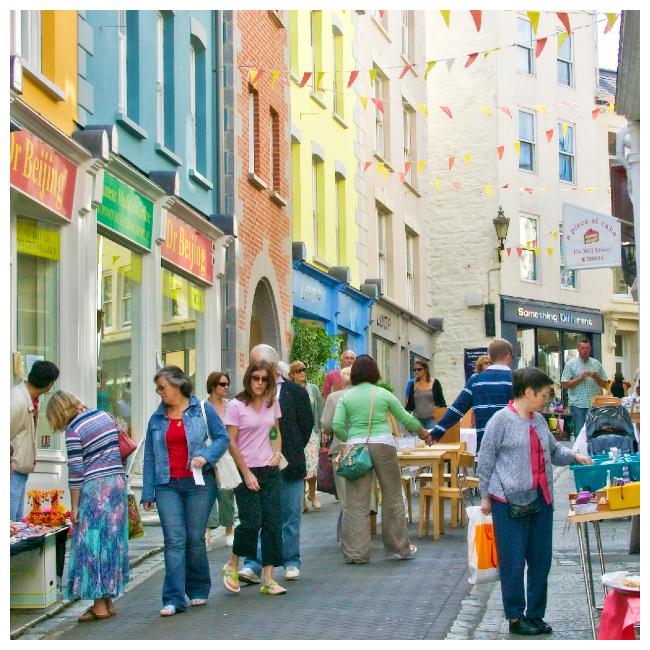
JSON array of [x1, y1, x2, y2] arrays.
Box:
[[290, 10, 360, 287], [21, 11, 78, 134]]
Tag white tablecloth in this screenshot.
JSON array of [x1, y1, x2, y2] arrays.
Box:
[[460, 428, 477, 455]]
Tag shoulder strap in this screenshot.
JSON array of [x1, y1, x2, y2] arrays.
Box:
[[200, 400, 210, 445], [365, 388, 378, 444]]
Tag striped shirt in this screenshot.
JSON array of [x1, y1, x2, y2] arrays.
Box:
[[431, 365, 513, 452], [65, 409, 124, 489]]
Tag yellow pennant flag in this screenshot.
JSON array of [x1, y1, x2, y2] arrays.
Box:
[[270, 70, 281, 88], [434, 178, 442, 190], [424, 60, 437, 80], [483, 185, 493, 198], [440, 10, 450, 27], [533, 247, 540, 255], [483, 47, 501, 59], [586, 187, 595, 192], [527, 11, 540, 34], [376, 161, 385, 175], [416, 103, 429, 116], [359, 96, 368, 109], [369, 69, 378, 86], [514, 140, 521, 155], [547, 247, 554, 257], [605, 13, 618, 34], [558, 31, 569, 51], [480, 106, 492, 117], [531, 104, 547, 113], [316, 71, 325, 90], [608, 101, 615, 113], [561, 122, 569, 138], [526, 241, 531, 249], [552, 231, 559, 240], [418, 160, 426, 173], [248, 68, 258, 84], [464, 153, 471, 166]]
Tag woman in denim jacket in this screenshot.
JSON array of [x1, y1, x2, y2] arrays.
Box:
[[142, 366, 229, 616]]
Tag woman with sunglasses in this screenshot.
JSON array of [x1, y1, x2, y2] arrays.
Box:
[[404, 360, 447, 429], [222, 360, 286, 595], [288, 361, 324, 511], [141, 366, 229, 616], [205, 371, 236, 547]]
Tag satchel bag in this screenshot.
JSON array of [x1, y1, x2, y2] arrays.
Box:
[[335, 388, 377, 481], [110, 414, 137, 460], [506, 488, 541, 519], [127, 492, 144, 539], [317, 446, 337, 495], [200, 401, 242, 490]]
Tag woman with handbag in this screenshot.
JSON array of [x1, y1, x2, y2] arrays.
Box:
[[222, 360, 287, 595], [46, 390, 129, 622], [288, 361, 324, 511], [478, 367, 593, 636], [404, 359, 446, 429], [141, 366, 229, 616], [204, 371, 236, 547], [332, 355, 429, 564]]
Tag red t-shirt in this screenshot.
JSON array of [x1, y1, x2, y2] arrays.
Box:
[[32, 396, 40, 426], [166, 419, 193, 479]]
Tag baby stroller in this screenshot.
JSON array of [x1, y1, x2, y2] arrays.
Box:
[[585, 405, 637, 454]]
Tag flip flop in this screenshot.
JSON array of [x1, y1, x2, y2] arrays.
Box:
[[260, 579, 287, 595], [78, 607, 112, 622], [222, 563, 240, 593]]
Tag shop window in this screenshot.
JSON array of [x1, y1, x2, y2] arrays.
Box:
[[557, 33, 573, 87], [537, 328, 561, 397], [559, 122, 575, 183], [518, 110, 535, 172], [16, 217, 60, 452], [519, 215, 538, 282], [516, 327, 535, 369], [373, 335, 392, 386], [517, 17, 534, 75]]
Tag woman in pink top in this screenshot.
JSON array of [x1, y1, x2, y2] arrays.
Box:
[[221, 360, 286, 595]]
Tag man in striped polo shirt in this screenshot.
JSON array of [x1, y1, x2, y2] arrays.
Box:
[[426, 339, 513, 453]]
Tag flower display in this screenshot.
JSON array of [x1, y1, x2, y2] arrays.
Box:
[[25, 489, 70, 527]]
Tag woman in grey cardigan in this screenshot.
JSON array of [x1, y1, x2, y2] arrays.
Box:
[[478, 367, 592, 637]]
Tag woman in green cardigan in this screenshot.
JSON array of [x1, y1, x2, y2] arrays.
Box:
[[332, 355, 429, 563]]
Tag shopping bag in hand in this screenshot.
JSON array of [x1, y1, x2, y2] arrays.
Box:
[[466, 505, 499, 584], [127, 493, 144, 539], [317, 447, 337, 495]]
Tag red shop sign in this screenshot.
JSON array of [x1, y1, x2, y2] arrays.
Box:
[[161, 213, 214, 284], [10, 131, 76, 221]]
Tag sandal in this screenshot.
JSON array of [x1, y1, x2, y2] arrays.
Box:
[[78, 607, 112, 622], [190, 598, 207, 606], [260, 579, 287, 595], [160, 604, 177, 617], [222, 563, 240, 593], [389, 544, 418, 560]]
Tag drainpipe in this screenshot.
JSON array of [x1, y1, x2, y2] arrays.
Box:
[[215, 10, 225, 213]]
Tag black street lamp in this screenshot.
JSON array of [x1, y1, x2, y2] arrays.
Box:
[[621, 242, 636, 287], [493, 206, 510, 262]]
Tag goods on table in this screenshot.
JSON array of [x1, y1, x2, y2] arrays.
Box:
[[602, 571, 640, 593], [571, 453, 640, 492], [25, 489, 70, 527]]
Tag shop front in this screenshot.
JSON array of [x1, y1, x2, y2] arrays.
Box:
[[500, 296, 604, 400]]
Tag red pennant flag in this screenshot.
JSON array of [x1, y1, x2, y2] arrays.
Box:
[[399, 64, 415, 79], [347, 70, 359, 88], [448, 156, 455, 171], [250, 69, 265, 86], [532, 239, 537, 248], [452, 181, 461, 191], [535, 37, 547, 58], [379, 10, 385, 18], [498, 106, 512, 119], [497, 146, 505, 160], [545, 129, 554, 143], [404, 162, 412, 175], [465, 53, 479, 68], [556, 12, 571, 34], [501, 183, 510, 189], [516, 247, 523, 257], [592, 108, 600, 120], [299, 72, 312, 87], [524, 187, 533, 194], [506, 248, 512, 257], [440, 106, 453, 119], [363, 162, 372, 172], [371, 97, 384, 113], [470, 10, 482, 32], [398, 172, 405, 184]]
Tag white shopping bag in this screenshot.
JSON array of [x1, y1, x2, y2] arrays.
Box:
[[466, 505, 499, 585]]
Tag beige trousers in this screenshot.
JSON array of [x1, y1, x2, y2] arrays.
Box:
[[340, 443, 411, 562]]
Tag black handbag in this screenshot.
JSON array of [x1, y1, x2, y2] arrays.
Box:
[[506, 489, 540, 519]]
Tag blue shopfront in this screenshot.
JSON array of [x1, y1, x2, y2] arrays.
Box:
[[292, 261, 374, 369]]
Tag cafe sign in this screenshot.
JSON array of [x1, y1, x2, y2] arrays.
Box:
[[10, 131, 76, 221], [161, 213, 214, 284], [97, 172, 154, 250]]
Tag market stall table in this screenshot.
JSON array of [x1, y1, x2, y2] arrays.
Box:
[[597, 588, 640, 639]]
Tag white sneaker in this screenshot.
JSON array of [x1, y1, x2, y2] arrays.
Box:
[[238, 567, 261, 584], [225, 534, 234, 547], [284, 566, 300, 580]]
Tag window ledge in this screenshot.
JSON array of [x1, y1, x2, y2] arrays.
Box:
[[156, 143, 183, 167], [404, 179, 421, 197], [248, 172, 267, 190], [371, 16, 391, 42], [189, 169, 213, 190], [518, 167, 537, 175], [309, 91, 327, 109], [289, 71, 300, 84], [560, 285, 580, 292], [312, 256, 331, 271], [333, 113, 348, 129], [116, 113, 148, 140], [269, 190, 287, 207], [373, 152, 393, 171], [267, 10, 285, 28], [23, 64, 66, 101], [559, 178, 576, 186]]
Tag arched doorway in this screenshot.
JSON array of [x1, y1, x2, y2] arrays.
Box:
[[249, 278, 281, 355]]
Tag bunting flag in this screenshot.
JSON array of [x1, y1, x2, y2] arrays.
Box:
[[440, 10, 451, 27], [604, 13, 618, 34], [316, 71, 326, 90], [526, 241, 531, 249], [547, 247, 554, 257], [480, 106, 492, 117], [371, 97, 384, 113], [506, 247, 512, 257], [497, 145, 505, 160], [270, 70, 280, 88], [484, 47, 501, 59], [379, 10, 385, 18], [398, 172, 405, 184], [464, 153, 471, 166], [516, 247, 523, 258], [609, 101, 616, 113], [424, 60, 437, 80], [418, 160, 426, 173], [448, 156, 456, 171], [557, 31, 569, 51], [369, 69, 378, 86], [446, 58, 455, 74], [513, 140, 521, 155], [440, 105, 453, 119], [531, 104, 547, 113], [347, 70, 359, 88], [363, 162, 372, 172], [483, 185, 493, 198], [556, 12, 571, 35], [376, 161, 386, 175], [465, 52, 479, 68], [533, 247, 540, 255], [452, 181, 461, 191], [498, 106, 513, 119], [434, 178, 442, 190], [404, 162, 412, 176], [527, 11, 540, 34], [399, 64, 415, 78], [561, 122, 569, 138], [546, 128, 554, 143], [535, 37, 548, 58], [416, 103, 429, 116], [359, 96, 368, 109], [249, 68, 265, 87], [592, 108, 600, 120], [501, 183, 509, 189], [524, 187, 533, 194], [299, 72, 312, 87], [470, 10, 482, 32]]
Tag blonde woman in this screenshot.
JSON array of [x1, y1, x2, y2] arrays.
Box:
[[46, 390, 129, 622]]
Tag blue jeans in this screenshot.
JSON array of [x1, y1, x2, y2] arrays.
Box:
[[571, 406, 589, 438], [155, 474, 217, 609], [243, 475, 304, 574], [490, 489, 553, 620], [10, 472, 29, 521]]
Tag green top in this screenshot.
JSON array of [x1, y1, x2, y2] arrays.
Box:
[[332, 383, 422, 443]]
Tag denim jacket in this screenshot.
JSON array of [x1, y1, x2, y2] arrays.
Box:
[[141, 395, 229, 504]]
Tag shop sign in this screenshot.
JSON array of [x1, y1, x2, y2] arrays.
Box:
[[464, 347, 488, 382], [502, 298, 603, 333], [563, 203, 621, 270], [16, 218, 60, 260], [10, 131, 76, 221], [161, 213, 214, 284], [98, 172, 154, 250], [293, 270, 329, 316]]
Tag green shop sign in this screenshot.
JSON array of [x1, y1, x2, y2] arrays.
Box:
[[97, 172, 154, 250]]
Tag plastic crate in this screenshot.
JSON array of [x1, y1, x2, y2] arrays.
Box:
[[571, 456, 641, 491]]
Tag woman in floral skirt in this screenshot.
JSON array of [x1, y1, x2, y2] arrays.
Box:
[[47, 390, 129, 622]]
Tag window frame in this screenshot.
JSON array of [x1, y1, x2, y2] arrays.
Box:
[[557, 33, 574, 87], [374, 71, 387, 158], [332, 28, 344, 119], [558, 122, 575, 183], [248, 86, 259, 175], [516, 16, 535, 76], [402, 101, 415, 184], [311, 156, 323, 259], [405, 228, 416, 312], [518, 109, 536, 172], [118, 10, 127, 114], [17, 10, 42, 72], [519, 214, 539, 283], [156, 14, 165, 146], [559, 223, 578, 289]]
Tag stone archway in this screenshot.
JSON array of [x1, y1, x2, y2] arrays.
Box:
[[249, 278, 281, 355]]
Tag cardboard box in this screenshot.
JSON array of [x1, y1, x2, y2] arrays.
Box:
[[10, 532, 58, 608]]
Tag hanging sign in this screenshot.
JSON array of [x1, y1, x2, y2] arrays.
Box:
[[10, 131, 77, 221], [562, 203, 621, 270], [161, 213, 214, 284]]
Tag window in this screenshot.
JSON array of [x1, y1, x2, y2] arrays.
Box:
[[559, 223, 577, 289], [248, 87, 259, 175], [374, 71, 387, 158], [121, 269, 132, 326], [332, 29, 343, 118], [401, 11, 413, 60], [157, 12, 175, 149], [612, 267, 630, 295], [312, 157, 323, 258], [377, 204, 391, 293], [373, 336, 392, 386], [189, 48, 196, 170], [519, 110, 535, 171], [520, 215, 538, 282], [371, 10, 389, 31], [559, 122, 575, 183], [517, 17, 534, 75], [403, 103, 415, 184], [156, 15, 165, 145], [406, 229, 417, 312], [102, 272, 114, 330], [270, 109, 280, 192], [14, 11, 41, 71], [335, 174, 345, 265], [557, 34, 573, 86], [189, 40, 207, 175], [310, 11, 322, 95], [119, 11, 140, 121], [608, 131, 617, 158], [118, 11, 127, 113]]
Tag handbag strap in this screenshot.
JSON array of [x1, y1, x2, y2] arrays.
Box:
[[200, 400, 211, 446], [365, 388, 378, 445]]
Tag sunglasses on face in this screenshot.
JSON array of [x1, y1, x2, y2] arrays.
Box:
[[251, 375, 269, 383], [155, 384, 168, 393], [415, 367, 424, 372], [217, 382, 230, 388], [294, 368, 306, 373]]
